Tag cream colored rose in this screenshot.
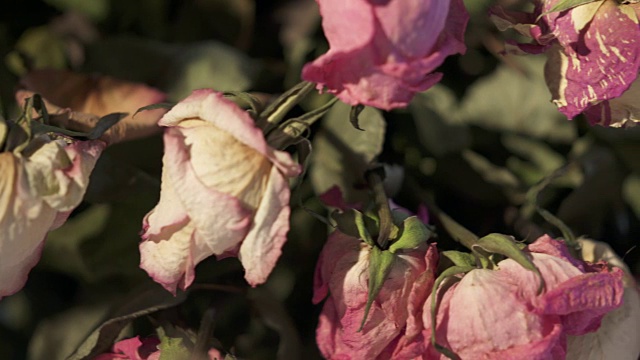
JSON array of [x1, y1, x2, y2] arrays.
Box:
[[0, 135, 103, 299], [139, 89, 300, 293]]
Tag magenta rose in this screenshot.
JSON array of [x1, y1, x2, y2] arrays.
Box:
[[139, 89, 301, 294], [302, 0, 468, 110], [491, 0, 640, 126], [423, 235, 624, 359], [314, 229, 438, 359]]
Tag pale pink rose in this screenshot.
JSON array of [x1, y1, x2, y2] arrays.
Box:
[[94, 336, 224, 360], [423, 235, 624, 359], [0, 136, 104, 299], [490, 0, 640, 126], [15, 69, 167, 144], [302, 0, 468, 110], [314, 230, 438, 359], [140, 89, 301, 293]]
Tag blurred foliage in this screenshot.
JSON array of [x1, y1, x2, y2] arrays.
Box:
[[0, 0, 639, 359]]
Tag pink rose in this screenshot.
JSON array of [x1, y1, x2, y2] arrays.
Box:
[[424, 235, 624, 359], [314, 230, 438, 359], [0, 135, 104, 299], [139, 89, 301, 293], [15, 69, 168, 144], [490, 1, 640, 126], [302, 0, 468, 110]]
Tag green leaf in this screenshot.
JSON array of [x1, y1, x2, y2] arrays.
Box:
[[409, 86, 471, 157], [44, 0, 110, 21], [441, 251, 477, 268], [359, 247, 395, 331], [331, 209, 375, 247], [248, 288, 302, 359], [6, 26, 67, 75], [311, 101, 386, 204], [84, 38, 259, 98], [474, 234, 545, 294], [458, 56, 576, 142], [67, 286, 189, 360], [388, 216, 432, 253]]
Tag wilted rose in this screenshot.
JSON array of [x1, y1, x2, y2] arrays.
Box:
[[302, 0, 468, 110], [0, 134, 104, 299], [94, 336, 224, 360], [15, 69, 168, 144], [490, 0, 640, 126], [140, 89, 301, 293], [314, 229, 438, 359], [424, 235, 624, 359]]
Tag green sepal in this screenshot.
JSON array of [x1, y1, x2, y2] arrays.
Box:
[[537, 207, 580, 258], [358, 246, 395, 332], [349, 104, 365, 131], [266, 97, 338, 150], [133, 102, 176, 118], [388, 216, 432, 253], [31, 122, 89, 138], [434, 208, 478, 250], [223, 91, 263, 116], [332, 209, 375, 247], [87, 112, 127, 140], [156, 326, 192, 360], [430, 265, 475, 360], [258, 81, 314, 133], [441, 250, 477, 268], [474, 233, 545, 294], [538, 0, 601, 18]]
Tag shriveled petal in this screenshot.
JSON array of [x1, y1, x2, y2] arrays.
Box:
[[0, 153, 56, 298], [238, 165, 292, 285], [17, 69, 167, 144], [542, 0, 640, 118], [158, 89, 300, 177], [24, 138, 104, 211], [425, 270, 564, 359], [583, 76, 640, 127], [538, 270, 624, 335], [313, 231, 362, 304], [162, 129, 252, 255], [566, 287, 640, 360], [180, 123, 271, 209], [140, 216, 197, 294]]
